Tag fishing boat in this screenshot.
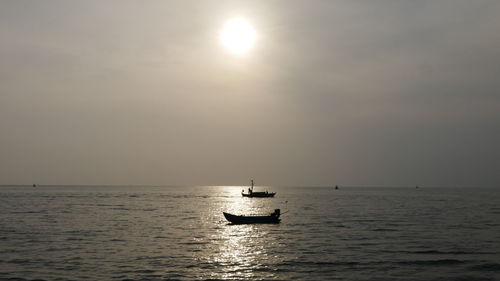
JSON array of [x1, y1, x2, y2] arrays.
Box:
[[241, 180, 276, 198], [223, 209, 281, 224]]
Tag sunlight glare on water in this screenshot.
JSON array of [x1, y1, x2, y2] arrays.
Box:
[[1, 185, 499, 280]]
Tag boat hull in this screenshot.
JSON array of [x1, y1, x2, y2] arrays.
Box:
[[223, 212, 280, 224], [241, 192, 276, 198]]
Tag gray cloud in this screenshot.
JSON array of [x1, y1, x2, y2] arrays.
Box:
[[1, 0, 499, 186]]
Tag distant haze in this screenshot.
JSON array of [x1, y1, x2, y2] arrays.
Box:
[[1, 1, 499, 187]]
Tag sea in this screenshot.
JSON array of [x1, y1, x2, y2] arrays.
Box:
[[0, 185, 499, 281]]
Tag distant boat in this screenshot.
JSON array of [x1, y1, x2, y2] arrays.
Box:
[[33, 184, 36, 188], [241, 180, 276, 198], [223, 209, 281, 224], [335, 185, 339, 190]]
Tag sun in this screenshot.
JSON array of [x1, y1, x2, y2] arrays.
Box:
[[219, 18, 257, 55]]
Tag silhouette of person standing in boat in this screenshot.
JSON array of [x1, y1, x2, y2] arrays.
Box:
[[271, 209, 280, 218], [249, 179, 254, 194]]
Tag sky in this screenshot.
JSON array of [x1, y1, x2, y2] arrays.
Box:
[[1, 0, 499, 187]]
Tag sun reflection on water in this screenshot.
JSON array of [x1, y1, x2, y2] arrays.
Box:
[[214, 225, 262, 279], [202, 186, 281, 280]]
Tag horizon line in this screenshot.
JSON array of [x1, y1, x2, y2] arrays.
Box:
[[0, 184, 497, 189]]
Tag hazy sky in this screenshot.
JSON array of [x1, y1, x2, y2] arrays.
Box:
[[1, 0, 499, 186]]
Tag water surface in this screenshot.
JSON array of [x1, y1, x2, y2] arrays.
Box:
[[1, 186, 499, 280]]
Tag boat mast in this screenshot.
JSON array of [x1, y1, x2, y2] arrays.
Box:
[[251, 179, 254, 192]]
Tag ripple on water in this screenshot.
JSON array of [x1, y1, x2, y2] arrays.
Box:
[[467, 263, 500, 272], [1, 186, 500, 281]]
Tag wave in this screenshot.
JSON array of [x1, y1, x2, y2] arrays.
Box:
[[468, 263, 500, 272], [372, 228, 398, 232], [409, 250, 492, 255], [395, 259, 466, 266], [0, 278, 48, 281]]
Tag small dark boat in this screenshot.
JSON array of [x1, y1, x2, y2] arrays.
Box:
[[335, 185, 339, 190], [223, 209, 281, 224], [241, 180, 276, 198]]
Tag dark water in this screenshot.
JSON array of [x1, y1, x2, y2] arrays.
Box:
[[1, 186, 499, 281]]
